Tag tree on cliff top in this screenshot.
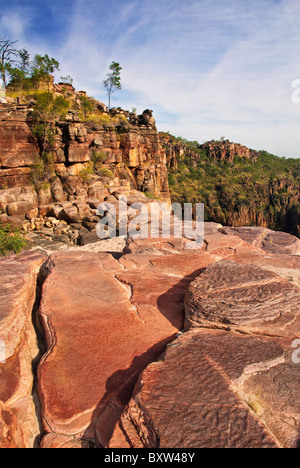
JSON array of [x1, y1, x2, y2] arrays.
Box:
[[103, 61, 122, 110], [31, 54, 60, 90], [0, 37, 19, 86]]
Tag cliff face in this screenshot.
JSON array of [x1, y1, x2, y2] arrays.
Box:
[[1, 100, 299, 241], [166, 136, 300, 237], [0, 104, 40, 188], [0, 104, 170, 240], [201, 139, 258, 162]]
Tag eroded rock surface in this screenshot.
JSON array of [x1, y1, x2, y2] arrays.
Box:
[[0, 226, 299, 448], [117, 330, 296, 448], [0, 251, 45, 448], [222, 226, 300, 256], [185, 260, 300, 337], [37, 250, 197, 447]]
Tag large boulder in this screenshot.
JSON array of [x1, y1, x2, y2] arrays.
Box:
[[184, 260, 300, 337], [115, 329, 299, 448]]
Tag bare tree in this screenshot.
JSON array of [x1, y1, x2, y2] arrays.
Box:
[[0, 37, 19, 86]]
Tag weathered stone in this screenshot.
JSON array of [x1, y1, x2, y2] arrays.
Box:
[[60, 205, 80, 224], [0, 167, 32, 189], [37, 251, 186, 446], [51, 177, 65, 203], [1, 185, 38, 218], [117, 330, 287, 448], [0, 121, 40, 168], [67, 141, 90, 163], [222, 226, 300, 256], [0, 401, 26, 448], [185, 260, 300, 337], [37, 184, 52, 205], [0, 251, 45, 448]]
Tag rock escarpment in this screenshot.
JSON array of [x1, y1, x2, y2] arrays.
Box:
[[201, 139, 258, 162], [0, 103, 170, 244], [0, 223, 299, 448]]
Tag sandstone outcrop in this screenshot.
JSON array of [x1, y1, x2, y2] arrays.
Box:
[[185, 260, 300, 336], [1, 97, 300, 452], [118, 329, 298, 448], [109, 228, 300, 449], [0, 222, 299, 448], [0, 251, 45, 448], [0, 102, 170, 245], [201, 139, 258, 162], [222, 226, 300, 255]]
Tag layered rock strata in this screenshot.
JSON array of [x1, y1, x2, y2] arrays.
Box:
[[0, 104, 170, 236], [0, 223, 299, 448]]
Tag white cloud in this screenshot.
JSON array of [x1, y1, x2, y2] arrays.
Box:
[[2, 0, 300, 157]]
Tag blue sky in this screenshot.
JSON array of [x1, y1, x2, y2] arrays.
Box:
[[1, 0, 300, 157]]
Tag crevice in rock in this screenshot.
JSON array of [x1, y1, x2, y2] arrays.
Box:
[[113, 274, 146, 324], [30, 260, 49, 448]]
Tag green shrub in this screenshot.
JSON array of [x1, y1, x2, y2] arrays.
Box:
[[91, 151, 109, 164], [79, 162, 94, 181], [99, 167, 114, 179], [0, 224, 28, 257]]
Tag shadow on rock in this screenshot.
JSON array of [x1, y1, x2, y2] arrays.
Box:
[[83, 338, 173, 447]]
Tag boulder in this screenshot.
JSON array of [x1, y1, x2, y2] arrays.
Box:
[[184, 260, 300, 337], [222, 226, 300, 256], [67, 141, 90, 163], [116, 329, 296, 448]]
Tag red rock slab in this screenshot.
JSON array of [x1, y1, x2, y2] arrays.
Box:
[[204, 231, 262, 257], [123, 236, 192, 255], [0, 120, 40, 168], [0, 252, 44, 400], [40, 433, 90, 448], [0, 251, 45, 448], [117, 251, 218, 332], [240, 361, 300, 448], [0, 400, 27, 448], [117, 330, 284, 448], [230, 245, 300, 288], [185, 260, 300, 338], [37, 251, 186, 446], [222, 226, 300, 256]]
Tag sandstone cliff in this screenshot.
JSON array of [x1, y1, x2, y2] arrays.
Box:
[[0, 101, 170, 246], [167, 135, 300, 237]]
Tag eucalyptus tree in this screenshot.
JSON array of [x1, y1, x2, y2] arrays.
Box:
[[103, 61, 122, 110]]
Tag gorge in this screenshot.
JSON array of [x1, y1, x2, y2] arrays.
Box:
[[0, 85, 299, 449]]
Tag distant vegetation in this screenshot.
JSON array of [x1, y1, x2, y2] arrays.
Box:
[[167, 136, 300, 237]]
